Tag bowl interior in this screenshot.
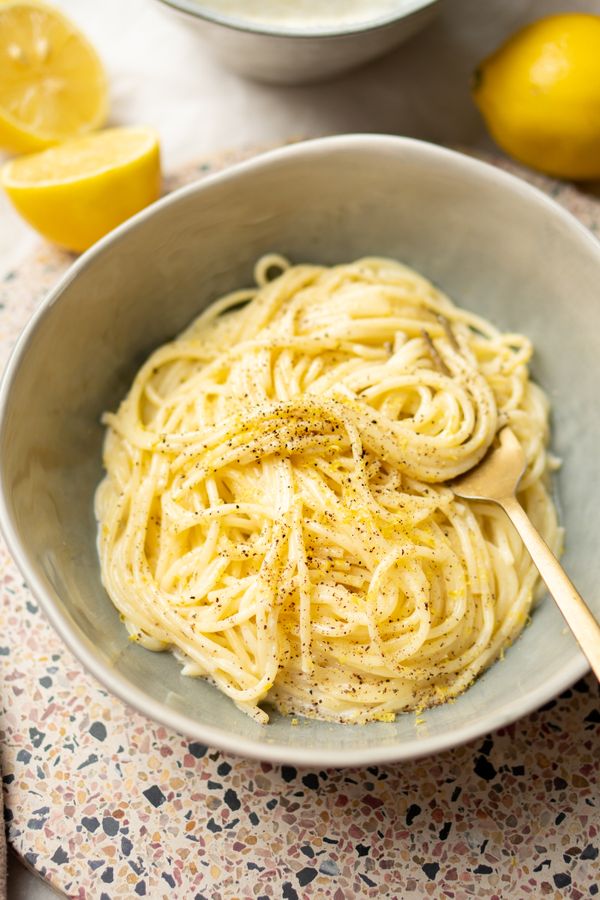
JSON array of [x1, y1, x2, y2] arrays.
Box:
[[1, 137, 597, 765], [157, 0, 439, 37]]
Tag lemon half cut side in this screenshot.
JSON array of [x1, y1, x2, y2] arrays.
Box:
[[0, 0, 108, 153], [1, 126, 162, 252]]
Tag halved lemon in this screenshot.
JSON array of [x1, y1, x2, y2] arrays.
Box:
[[1, 126, 162, 252], [0, 0, 108, 153]]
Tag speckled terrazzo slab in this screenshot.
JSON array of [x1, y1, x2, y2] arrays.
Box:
[[0, 148, 599, 900]]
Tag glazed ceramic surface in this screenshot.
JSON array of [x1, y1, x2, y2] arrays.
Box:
[[153, 0, 441, 83], [1, 135, 598, 766]]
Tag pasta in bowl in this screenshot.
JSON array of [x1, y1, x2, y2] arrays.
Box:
[[1, 135, 598, 765], [95, 254, 559, 725]]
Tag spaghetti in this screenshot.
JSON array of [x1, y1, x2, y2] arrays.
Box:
[[95, 256, 560, 723]]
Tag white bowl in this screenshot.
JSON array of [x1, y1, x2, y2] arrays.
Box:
[[153, 0, 442, 84], [0, 135, 597, 766]]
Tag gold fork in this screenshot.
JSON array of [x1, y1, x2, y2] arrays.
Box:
[[453, 426, 600, 680]]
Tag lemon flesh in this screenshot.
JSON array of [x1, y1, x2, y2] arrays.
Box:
[[473, 14, 600, 180], [1, 127, 161, 252], [0, 0, 108, 153]]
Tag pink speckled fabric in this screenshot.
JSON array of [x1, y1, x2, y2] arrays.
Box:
[[0, 150, 599, 900]]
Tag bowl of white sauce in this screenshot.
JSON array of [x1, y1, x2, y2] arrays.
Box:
[[153, 0, 443, 84]]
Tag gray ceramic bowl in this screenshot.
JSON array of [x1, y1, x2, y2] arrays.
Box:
[[153, 0, 442, 84], [0, 136, 598, 767]]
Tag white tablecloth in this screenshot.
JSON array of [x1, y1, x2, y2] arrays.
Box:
[[1, 0, 600, 277]]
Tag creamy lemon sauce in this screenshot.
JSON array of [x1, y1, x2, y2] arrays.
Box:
[[95, 255, 560, 724], [192, 0, 409, 30]]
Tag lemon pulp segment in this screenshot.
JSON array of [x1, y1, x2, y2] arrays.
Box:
[[0, 0, 107, 152], [1, 127, 161, 252]]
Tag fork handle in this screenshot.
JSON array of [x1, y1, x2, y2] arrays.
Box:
[[500, 495, 600, 681]]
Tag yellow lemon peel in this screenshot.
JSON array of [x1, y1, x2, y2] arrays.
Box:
[[473, 14, 600, 180]]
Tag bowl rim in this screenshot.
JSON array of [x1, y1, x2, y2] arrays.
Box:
[[153, 0, 441, 40], [0, 134, 592, 767]]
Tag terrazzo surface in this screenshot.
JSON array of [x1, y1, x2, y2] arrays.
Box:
[[0, 148, 599, 899]]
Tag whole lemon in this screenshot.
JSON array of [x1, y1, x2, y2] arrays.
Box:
[[473, 14, 600, 180]]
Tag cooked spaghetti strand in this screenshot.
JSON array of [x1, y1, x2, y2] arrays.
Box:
[[95, 256, 560, 723]]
